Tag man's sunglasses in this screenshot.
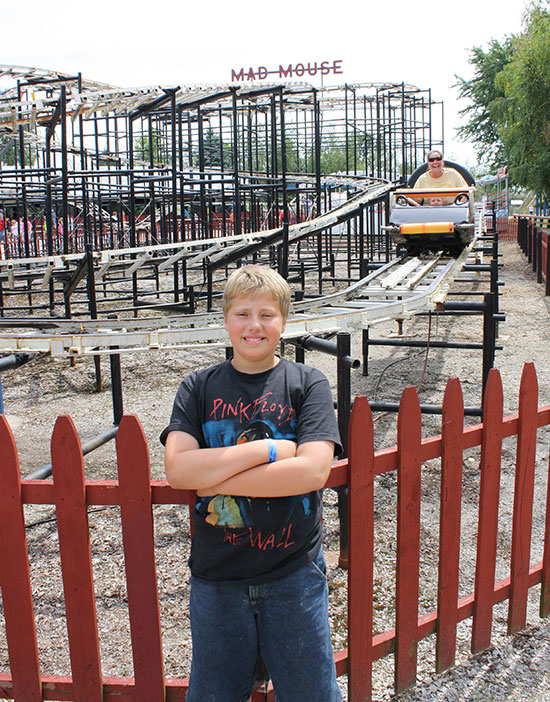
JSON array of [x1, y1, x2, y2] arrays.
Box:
[[428, 156, 442, 162]]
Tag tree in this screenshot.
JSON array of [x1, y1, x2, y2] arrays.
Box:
[[456, 1, 550, 197], [318, 129, 366, 175], [494, 2, 550, 196], [455, 38, 514, 168], [194, 127, 233, 169], [134, 129, 164, 165], [0, 133, 37, 167], [202, 127, 224, 167]]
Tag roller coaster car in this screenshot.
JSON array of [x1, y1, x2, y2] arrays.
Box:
[[385, 186, 476, 256]]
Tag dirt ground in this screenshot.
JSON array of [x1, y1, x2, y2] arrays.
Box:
[[2, 238, 550, 700]]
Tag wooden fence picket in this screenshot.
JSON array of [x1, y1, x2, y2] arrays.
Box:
[[347, 396, 375, 702], [472, 368, 504, 652], [395, 386, 422, 693], [509, 362, 538, 634], [51, 416, 103, 702], [541, 446, 550, 617], [436, 377, 464, 672], [0, 416, 42, 701], [116, 415, 166, 700]]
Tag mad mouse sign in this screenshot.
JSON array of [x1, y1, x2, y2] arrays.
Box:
[[231, 60, 343, 83]]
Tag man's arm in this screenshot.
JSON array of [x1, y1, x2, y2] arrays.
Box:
[[164, 430, 297, 490], [196, 440, 335, 497]]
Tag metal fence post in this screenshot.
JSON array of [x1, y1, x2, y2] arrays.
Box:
[[337, 332, 351, 568], [110, 352, 124, 425]]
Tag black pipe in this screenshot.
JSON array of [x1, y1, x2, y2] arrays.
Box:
[[534, 227, 540, 276], [16, 80, 30, 259], [110, 352, 124, 425], [292, 292, 305, 364], [278, 88, 289, 280], [336, 332, 351, 569], [462, 264, 493, 272], [0, 353, 35, 371], [60, 85, 69, 258], [362, 338, 486, 351], [289, 335, 360, 369], [368, 401, 483, 417], [86, 246, 102, 392], [25, 425, 119, 480], [336, 332, 352, 455], [482, 292, 496, 401], [231, 88, 242, 237]]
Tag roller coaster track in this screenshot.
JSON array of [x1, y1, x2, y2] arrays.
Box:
[[0, 246, 478, 357], [0, 174, 389, 286], [0, 176, 486, 358]]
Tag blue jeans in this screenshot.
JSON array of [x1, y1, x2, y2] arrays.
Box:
[[186, 549, 342, 702]]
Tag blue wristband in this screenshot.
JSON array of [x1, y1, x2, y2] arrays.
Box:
[[266, 439, 277, 463]]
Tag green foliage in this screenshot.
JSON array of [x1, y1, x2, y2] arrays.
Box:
[[320, 133, 348, 174], [275, 131, 362, 175], [495, 2, 550, 196], [203, 127, 234, 168], [0, 133, 36, 166], [0, 135, 17, 165], [455, 38, 515, 167], [319, 129, 367, 175], [134, 129, 164, 164], [192, 128, 233, 169], [457, 1, 550, 198]]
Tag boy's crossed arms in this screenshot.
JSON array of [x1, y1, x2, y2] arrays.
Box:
[[165, 432, 334, 497]]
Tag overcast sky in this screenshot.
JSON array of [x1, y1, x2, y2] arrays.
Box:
[[1, 0, 528, 168]]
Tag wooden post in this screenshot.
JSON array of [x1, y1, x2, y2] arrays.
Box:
[[117, 414, 166, 699], [472, 369, 504, 652], [436, 377, 464, 672], [0, 416, 42, 700], [395, 386, 421, 692], [347, 396, 375, 701], [509, 363, 538, 634], [52, 415, 103, 701]]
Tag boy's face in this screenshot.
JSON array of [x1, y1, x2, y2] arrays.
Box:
[[224, 294, 287, 373]]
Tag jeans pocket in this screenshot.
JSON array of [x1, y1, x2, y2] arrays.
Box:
[[308, 549, 328, 580]]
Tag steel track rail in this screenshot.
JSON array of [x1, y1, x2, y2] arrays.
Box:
[[0, 192, 486, 358], [0, 244, 476, 357], [0, 177, 390, 289]]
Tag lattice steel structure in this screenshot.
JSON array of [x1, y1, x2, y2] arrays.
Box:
[[0, 65, 444, 319]]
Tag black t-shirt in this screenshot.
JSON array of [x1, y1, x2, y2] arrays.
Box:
[[160, 357, 341, 584]]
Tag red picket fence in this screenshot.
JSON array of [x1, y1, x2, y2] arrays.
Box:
[[517, 216, 550, 292], [347, 363, 550, 699], [496, 216, 517, 241], [1, 363, 550, 700]]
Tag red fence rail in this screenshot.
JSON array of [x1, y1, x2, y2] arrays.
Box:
[[1, 363, 550, 700]]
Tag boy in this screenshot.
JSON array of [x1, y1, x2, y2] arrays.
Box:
[[161, 265, 342, 702]]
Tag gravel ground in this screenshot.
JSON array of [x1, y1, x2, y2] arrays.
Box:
[[2, 238, 550, 700]]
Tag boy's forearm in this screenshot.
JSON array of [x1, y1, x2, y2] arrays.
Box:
[[197, 449, 333, 498], [166, 440, 271, 490], [165, 437, 297, 490]]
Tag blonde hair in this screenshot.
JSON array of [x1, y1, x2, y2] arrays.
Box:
[[222, 265, 291, 320]]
